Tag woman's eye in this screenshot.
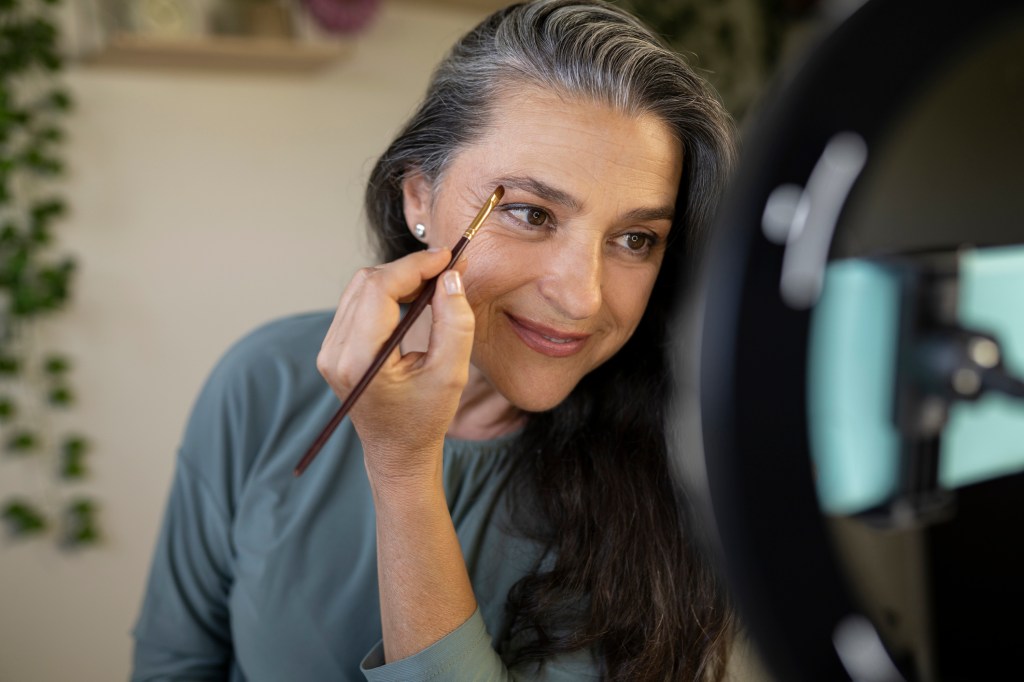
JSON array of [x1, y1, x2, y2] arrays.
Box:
[[618, 232, 656, 253], [505, 205, 551, 228]]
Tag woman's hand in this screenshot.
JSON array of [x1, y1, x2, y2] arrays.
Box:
[[316, 247, 474, 486]]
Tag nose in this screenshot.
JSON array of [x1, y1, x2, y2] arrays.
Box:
[[537, 235, 603, 321]]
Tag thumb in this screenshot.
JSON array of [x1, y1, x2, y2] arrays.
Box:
[[425, 270, 475, 383]]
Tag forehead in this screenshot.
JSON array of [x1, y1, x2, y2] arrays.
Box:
[[448, 84, 683, 198]]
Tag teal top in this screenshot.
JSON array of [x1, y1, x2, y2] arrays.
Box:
[[131, 311, 599, 681]]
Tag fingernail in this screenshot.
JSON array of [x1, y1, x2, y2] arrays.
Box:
[[443, 270, 463, 295], [427, 246, 444, 253]]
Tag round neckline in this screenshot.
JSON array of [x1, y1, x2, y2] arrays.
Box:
[[444, 427, 523, 452]]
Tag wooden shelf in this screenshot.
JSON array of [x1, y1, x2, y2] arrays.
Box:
[[85, 33, 351, 72]]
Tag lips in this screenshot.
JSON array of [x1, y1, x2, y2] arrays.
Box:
[[505, 313, 591, 358]]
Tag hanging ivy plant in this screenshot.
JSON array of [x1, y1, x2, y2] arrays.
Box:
[[0, 0, 97, 547], [622, 0, 822, 121]]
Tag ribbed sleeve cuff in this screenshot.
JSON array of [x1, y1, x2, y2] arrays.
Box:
[[360, 608, 500, 681]]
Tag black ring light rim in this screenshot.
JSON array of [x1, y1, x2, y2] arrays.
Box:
[[682, 1, 1023, 680]]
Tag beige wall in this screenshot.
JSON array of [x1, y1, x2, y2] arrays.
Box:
[[0, 3, 489, 680]]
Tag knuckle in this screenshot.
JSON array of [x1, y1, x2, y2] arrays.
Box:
[[315, 350, 332, 379], [353, 266, 382, 286], [450, 314, 475, 335], [317, 350, 357, 388], [441, 368, 470, 393]]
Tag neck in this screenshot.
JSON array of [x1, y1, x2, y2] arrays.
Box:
[[447, 364, 525, 440]]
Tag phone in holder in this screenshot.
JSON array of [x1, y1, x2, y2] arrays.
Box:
[[809, 243, 1024, 517]]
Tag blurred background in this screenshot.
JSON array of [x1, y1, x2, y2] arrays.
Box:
[[0, 1, 826, 680]]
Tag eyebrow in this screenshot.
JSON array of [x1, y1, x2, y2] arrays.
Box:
[[493, 174, 675, 224], [494, 175, 581, 211], [621, 205, 675, 223]]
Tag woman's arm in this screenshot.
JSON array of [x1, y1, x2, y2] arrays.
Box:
[[371, 464, 477, 662], [318, 248, 479, 662]]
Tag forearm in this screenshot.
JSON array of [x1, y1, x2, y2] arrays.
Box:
[[368, 452, 478, 664]]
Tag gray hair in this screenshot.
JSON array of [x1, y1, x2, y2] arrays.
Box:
[[365, 0, 735, 263]]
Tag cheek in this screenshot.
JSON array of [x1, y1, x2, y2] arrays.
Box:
[[459, 253, 515, 343], [604, 269, 659, 336], [459, 237, 532, 305]]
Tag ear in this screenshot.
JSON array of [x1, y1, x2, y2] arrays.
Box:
[[401, 170, 432, 240]]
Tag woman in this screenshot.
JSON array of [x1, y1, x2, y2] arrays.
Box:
[[132, 1, 735, 680]]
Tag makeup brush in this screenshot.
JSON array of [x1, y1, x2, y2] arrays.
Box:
[[294, 185, 504, 476]]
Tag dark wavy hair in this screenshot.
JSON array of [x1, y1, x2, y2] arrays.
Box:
[[364, 1, 736, 679]]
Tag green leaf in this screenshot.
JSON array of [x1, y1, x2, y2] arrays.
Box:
[[7, 257, 77, 316], [6, 429, 38, 452], [38, 260, 75, 306], [40, 52, 62, 72], [46, 89, 72, 112], [11, 280, 43, 315], [2, 499, 47, 536], [0, 354, 20, 374], [0, 222, 19, 245], [48, 384, 73, 406], [21, 147, 63, 175], [29, 222, 50, 245], [69, 525, 98, 545], [43, 354, 69, 375], [32, 198, 67, 219], [0, 247, 29, 286], [69, 498, 94, 515], [30, 199, 67, 241], [8, 109, 29, 126], [64, 497, 100, 547], [61, 435, 90, 478], [62, 435, 88, 457], [62, 459, 86, 479], [36, 125, 63, 143], [0, 395, 16, 420]]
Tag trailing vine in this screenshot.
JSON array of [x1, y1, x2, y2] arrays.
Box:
[[622, 0, 822, 121], [0, 0, 97, 547]]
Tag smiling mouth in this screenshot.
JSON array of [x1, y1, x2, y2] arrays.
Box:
[[505, 314, 590, 358]]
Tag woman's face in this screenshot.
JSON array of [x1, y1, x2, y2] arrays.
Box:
[[404, 84, 683, 412]]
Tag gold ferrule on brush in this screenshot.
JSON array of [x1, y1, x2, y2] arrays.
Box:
[[463, 186, 505, 240]]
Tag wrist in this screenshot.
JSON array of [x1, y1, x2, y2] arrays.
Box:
[[363, 442, 445, 502]]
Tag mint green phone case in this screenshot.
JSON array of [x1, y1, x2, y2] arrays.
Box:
[[808, 244, 1024, 514]]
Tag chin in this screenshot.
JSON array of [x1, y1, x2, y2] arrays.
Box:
[[499, 378, 578, 414]]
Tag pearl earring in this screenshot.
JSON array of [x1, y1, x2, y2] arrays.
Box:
[[414, 223, 426, 239]]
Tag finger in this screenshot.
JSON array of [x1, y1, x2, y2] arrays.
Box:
[[364, 248, 452, 304], [319, 249, 453, 390], [424, 270, 475, 389], [320, 266, 396, 372], [322, 249, 449, 351]]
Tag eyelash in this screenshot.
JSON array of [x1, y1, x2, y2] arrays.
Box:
[[497, 203, 661, 259], [500, 204, 553, 230], [615, 232, 660, 257]]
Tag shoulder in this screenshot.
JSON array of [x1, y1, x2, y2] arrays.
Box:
[[181, 310, 335, 459], [203, 310, 334, 401], [176, 310, 339, 506], [216, 310, 334, 376]]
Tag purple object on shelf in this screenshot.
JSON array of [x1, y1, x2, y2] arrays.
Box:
[[302, 0, 381, 34]]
